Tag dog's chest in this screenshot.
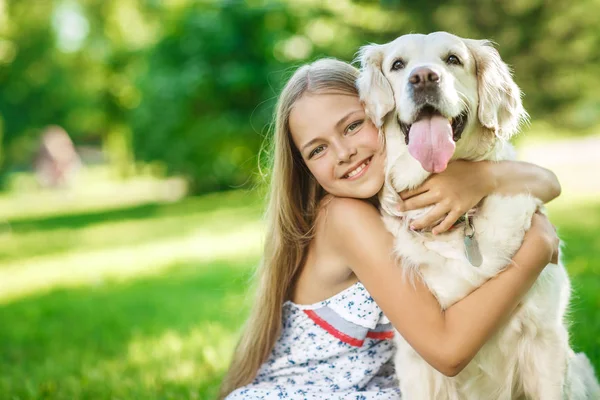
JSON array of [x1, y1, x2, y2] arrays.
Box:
[[391, 225, 487, 308], [420, 261, 487, 309], [396, 194, 537, 308]]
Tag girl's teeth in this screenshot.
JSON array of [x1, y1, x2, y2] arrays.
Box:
[[347, 161, 368, 178]]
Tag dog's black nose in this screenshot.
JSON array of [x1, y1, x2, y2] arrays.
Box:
[[409, 67, 440, 89]]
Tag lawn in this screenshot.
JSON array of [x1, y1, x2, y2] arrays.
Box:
[[0, 177, 598, 399]]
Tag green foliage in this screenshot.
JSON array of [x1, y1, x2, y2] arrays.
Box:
[[131, 2, 298, 192], [0, 0, 143, 170], [0, 0, 599, 192]]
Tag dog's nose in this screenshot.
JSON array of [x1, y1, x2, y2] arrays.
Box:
[[409, 67, 440, 89]]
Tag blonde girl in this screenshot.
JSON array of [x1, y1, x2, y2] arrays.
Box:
[[220, 59, 560, 399]]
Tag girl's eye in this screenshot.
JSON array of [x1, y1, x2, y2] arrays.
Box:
[[309, 145, 325, 159], [345, 120, 363, 134]]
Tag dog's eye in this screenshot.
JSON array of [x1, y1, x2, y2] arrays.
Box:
[[446, 54, 462, 66], [391, 59, 405, 71]]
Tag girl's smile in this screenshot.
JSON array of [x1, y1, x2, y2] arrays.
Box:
[[342, 156, 372, 180]]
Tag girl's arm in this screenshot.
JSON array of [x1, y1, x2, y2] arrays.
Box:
[[399, 160, 561, 234], [326, 197, 558, 377], [486, 160, 561, 201]]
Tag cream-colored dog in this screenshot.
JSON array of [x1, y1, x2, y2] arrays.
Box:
[[358, 32, 600, 400]]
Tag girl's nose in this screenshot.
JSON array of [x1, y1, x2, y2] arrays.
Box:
[[336, 144, 357, 164]]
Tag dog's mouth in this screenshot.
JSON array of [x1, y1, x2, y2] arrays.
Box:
[[400, 106, 468, 145], [398, 106, 469, 173]]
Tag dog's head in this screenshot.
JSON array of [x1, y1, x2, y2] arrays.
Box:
[[357, 32, 527, 174]]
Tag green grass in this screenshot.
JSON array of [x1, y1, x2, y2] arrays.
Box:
[[548, 201, 600, 364], [0, 187, 263, 399], [0, 184, 598, 399], [0, 260, 253, 399]]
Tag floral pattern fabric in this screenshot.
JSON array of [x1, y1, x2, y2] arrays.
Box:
[[226, 282, 401, 399]]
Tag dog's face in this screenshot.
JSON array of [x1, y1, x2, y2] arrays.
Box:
[[358, 32, 526, 174], [375, 33, 478, 136]]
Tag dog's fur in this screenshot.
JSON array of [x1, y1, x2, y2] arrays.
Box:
[[358, 32, 600, 400]]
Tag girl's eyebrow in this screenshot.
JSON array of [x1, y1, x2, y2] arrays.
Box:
[[301, 138, 321, 153], [335, 109, 363, 130], [300, 109, 363, 153]]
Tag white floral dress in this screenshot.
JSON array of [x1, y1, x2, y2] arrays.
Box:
[[226, 282, 401, 399]]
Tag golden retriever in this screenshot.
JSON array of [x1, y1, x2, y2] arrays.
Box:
[[357, 31, 600, 400]]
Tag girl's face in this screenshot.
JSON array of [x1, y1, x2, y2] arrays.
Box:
[[289, 93, 385, 199]]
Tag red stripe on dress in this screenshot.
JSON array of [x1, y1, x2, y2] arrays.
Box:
[[367, 330, 395, 340], [303, 309, 364, 347]]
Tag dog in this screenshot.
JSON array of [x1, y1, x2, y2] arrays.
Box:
[[357, 32, 600, 399]]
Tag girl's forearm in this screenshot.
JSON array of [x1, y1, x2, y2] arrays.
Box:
[[486, 160, 561, 203], [438, 235, 551, 375]]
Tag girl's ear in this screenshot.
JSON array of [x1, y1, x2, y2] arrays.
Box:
[[464, 39, 528, 140], [357, 44, 395, 129]]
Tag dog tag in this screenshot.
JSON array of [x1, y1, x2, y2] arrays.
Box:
[[464, 214, 482, 267], [464, 234, 483, 267]]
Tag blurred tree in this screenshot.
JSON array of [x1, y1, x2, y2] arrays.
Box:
[[0, 0, 80, 170], [0, 0, 160, 175], [130, 1, 305, 192], [0, 0, 598, 193]]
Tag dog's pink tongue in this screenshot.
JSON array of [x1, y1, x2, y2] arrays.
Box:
[[408, 115, 455, 173]]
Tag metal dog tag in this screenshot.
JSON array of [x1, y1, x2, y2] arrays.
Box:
[[464, 234, 483, 267], [464, 214, 482, 267]]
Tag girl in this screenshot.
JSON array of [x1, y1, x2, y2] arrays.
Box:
[[220, 59, 561, 399]]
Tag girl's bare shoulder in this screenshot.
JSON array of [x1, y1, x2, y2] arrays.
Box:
[[318, 195, 383, 231], [310, 194, 383, 268], [315, 195, 390, 254]]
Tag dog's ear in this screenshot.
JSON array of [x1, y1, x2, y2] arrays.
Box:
[[465, 39, 528, 140], [356, 44, 395, 129]]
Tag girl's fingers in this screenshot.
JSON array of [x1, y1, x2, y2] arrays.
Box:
[[431, 210, 462, 235], [401, 191, 438, 211], [532, 212, 554, 235], [410, 203, 448, 231], [400, 184, 429, 200]]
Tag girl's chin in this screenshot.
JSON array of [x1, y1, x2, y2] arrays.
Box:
[[343, 182, 383, 199]]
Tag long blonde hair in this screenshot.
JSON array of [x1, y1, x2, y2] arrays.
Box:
[[219, 59, 360, 398]]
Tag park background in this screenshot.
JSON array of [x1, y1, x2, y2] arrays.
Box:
[[0, 0, 598, 398]]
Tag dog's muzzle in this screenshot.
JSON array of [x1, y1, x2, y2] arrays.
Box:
[[403, 67, 468, 145]]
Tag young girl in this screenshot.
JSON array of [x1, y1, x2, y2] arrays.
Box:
[[220, 59, 561, 399]]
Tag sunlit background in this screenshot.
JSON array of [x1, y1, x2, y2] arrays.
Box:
[[0, 0, 598, 398]]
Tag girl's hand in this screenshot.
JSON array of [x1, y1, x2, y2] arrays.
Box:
[[522, 212, 560, 266], [398, 161, 495, 234]]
